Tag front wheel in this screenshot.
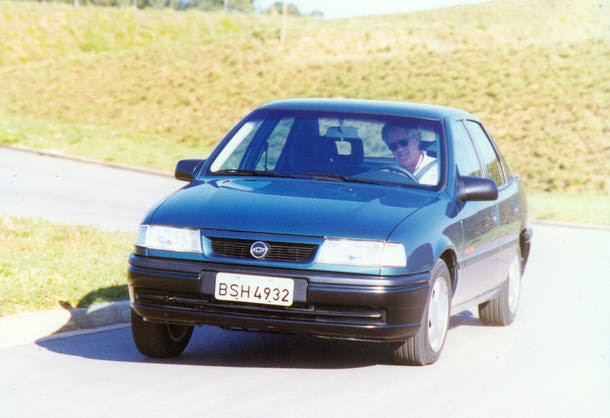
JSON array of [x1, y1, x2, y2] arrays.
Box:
[[478, 250, 522, 326], [131, 309, 194, 358], [392, 259, 451, 366]]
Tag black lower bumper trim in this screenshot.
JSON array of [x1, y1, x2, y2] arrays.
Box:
[[131, 301, 421, 342]]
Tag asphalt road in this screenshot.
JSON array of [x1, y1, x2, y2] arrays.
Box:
[[1, 146, 609, 417], [0, 146, 182, 231]]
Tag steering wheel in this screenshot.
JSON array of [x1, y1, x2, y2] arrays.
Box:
[[373, 165, 418, 183]]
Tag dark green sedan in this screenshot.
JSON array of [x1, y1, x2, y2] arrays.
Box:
[[128, 98, 532, 365]]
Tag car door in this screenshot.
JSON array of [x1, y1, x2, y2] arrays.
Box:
[[450, 120, 500, 306]]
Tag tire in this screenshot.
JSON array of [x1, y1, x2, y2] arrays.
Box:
[[392, 259, 451, 366], [131, 309, 193, 358], [478, 250, 522, 326]]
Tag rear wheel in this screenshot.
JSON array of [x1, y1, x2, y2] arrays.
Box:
[[478, 250, 522, 326], [131, 309, 193, 358], [393, 259, 451, 366]]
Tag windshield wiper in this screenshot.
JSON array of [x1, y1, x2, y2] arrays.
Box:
[[214, 170, 384, 185], [213, 169, 285, 178], [291, 173, 382, 185]]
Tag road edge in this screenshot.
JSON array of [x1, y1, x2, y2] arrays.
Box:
[[2, 144, 174, 178], [0, 300, 131, 349]]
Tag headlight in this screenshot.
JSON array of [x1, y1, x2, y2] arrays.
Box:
[[136, 225, 202, 253], [316, 238, 406, 268]]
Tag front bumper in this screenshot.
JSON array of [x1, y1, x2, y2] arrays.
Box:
[[128, 254, 431, 342]]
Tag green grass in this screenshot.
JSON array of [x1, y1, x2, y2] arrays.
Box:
[[0, 115, 189, 169], [528, 192, 610, 227], [0, 216, 133, 316]]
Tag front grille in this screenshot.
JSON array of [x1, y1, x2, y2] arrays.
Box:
[[209, 237, 317, 262]]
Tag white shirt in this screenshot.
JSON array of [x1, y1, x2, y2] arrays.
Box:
[[414, 153, 438, 185]]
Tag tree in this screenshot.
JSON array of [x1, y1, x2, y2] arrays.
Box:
[[266, 1, 300, 16], [187, 0, 254, 12]]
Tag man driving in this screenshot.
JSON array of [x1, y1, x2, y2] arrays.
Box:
[[381, 123, 438, 185]]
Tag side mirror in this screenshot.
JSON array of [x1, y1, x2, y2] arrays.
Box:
[[456, 175, 498, 202], [175, 159, 205, 181]]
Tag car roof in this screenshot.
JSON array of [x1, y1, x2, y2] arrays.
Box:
[[257, 98, 475, 121]]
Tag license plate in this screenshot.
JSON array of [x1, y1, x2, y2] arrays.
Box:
[[215, 272, 294, 306]]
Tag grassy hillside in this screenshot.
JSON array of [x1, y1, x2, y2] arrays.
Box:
[[1, 0, 608, 196]]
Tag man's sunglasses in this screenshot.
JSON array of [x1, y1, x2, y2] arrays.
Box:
[[388, 139, 410, 151]]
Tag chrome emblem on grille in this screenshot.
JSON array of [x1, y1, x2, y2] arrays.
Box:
[[250, 241, 269, 259]]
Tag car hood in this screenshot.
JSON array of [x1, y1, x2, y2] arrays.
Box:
[[143, 177, 436, 240]]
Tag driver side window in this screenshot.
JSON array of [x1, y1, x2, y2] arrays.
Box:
[[452, 121, 483, 177]]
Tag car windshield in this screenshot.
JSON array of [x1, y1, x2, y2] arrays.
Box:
[[209, 110, 443, 187]]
